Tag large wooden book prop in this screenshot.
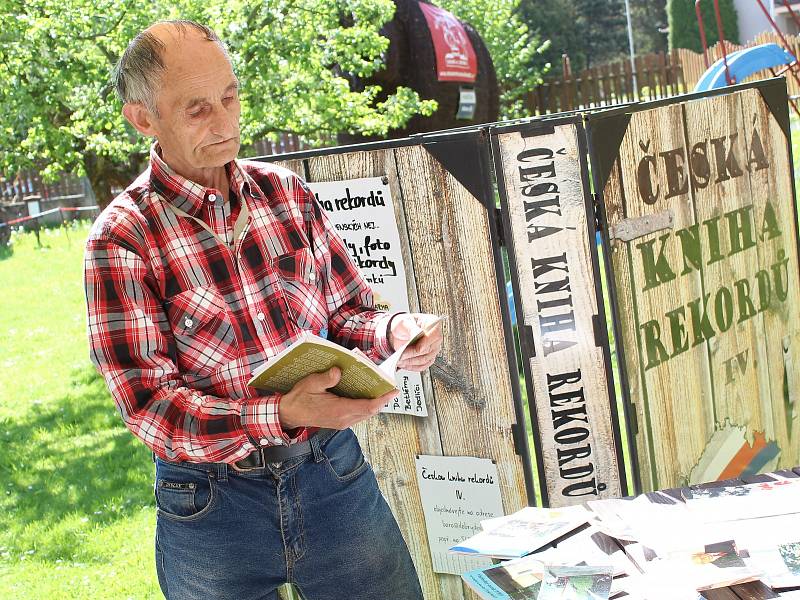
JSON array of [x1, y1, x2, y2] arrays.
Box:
[[587, 79, 800, 491]]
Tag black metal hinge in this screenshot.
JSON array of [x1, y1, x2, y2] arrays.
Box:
[[511, 422, 526, 458], [494, 207, 505, 247], [628, 406, 639, 436], [592, 313, 605, 348], [593, 193, 604, 233]]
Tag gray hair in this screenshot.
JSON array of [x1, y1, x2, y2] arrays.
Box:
[[113, 20, 229, 115]]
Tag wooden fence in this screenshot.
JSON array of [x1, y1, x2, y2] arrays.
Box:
[[529, 31, 800, 115], [526, 50, 686, 115], [0, 170, 86, 203]]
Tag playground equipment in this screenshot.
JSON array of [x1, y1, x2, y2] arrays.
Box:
[[694, 43, 796, 91], [694, 0, 800, 116]]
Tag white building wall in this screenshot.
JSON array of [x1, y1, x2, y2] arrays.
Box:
[[734, 0, 774, 43]]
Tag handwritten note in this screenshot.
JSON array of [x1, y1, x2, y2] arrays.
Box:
[[415, 455, 505, 575], [309, 177, 428, 417]]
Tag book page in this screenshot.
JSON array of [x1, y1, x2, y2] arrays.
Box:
[[248, 339, 394, 399]]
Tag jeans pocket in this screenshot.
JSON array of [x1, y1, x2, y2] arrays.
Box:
[[322, 429, 369, 482], [155, 463, 217, 522]]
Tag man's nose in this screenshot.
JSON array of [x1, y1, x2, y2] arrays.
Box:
[[210, 106, 237, 137]]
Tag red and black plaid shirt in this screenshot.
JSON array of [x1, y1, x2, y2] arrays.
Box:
[[84, 144, 394, 464]]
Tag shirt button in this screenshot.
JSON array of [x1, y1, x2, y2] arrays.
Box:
[[259, 438, 269, 445], [257, 312, 265, 321], [309, 272, 316, 282], [208, 193, 217, 203], [184, 317, 193, 328]]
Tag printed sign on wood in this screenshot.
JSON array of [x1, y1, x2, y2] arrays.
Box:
[[492, 120, 626, 506], [588, 80, 800, 491]]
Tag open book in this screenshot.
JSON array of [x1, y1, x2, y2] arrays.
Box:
[[449, 505, 591, 560], [247, 316, 443, 399]]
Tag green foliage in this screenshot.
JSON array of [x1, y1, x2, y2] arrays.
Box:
[[668, 0, 740, 52], [225, 0, 437, 141], [0, 0, 437, 201], [573, 0, 629, 68], [0, 2, 159, 181], [630, 0, 669, 56], [517, 0, 628, 75], [438, 0, 549, 119]]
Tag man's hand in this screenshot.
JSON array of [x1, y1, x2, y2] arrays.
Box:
[[278, 367, 399, 430], [389, 313, 444, 372]]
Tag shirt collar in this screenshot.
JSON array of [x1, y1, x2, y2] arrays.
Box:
[[149, 142, 251, 216]]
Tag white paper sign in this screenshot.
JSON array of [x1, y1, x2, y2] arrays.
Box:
[[309, 177, 428, 417], [415, 454, 505, 575]]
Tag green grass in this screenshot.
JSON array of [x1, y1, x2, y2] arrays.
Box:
[[0, 222, 160, 599]]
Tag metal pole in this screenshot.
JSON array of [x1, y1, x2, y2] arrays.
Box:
[[713, 0, 733, 85], [696, 0, 710, 69], [624, 0, 638, 98]]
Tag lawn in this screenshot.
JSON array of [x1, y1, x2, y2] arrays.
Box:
[[1, 116, 799, 599], [0, 222, 159, 598]]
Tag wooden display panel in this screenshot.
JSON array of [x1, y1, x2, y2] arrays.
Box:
[[262, 140, 529, 600], [590, 82, 800, 491], [492, 121, 625, 506]]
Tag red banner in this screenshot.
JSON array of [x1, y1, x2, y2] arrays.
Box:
[[418, 2, 478, 83]]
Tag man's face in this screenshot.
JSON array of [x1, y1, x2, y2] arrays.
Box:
[[148, 33, 241, 173]]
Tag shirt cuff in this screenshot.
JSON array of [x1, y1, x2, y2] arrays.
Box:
[[373, 311, 404, 360], [241, 394, 304, 446]]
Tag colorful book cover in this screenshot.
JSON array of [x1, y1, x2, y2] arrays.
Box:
[[461, 556, 544, 600], [537, 565, 613, 600]]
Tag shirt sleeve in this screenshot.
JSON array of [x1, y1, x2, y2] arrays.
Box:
[[301, 184, 398, 363], [84, 234, 293, 464]]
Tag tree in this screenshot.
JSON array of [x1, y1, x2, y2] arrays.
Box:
[[438, 0, 549, 118], [573, 0, 628, 68], [0, 0, 437, 206], [517, 0, 628, 75], [668, 0, 739, 52], [630, 0, 669, 56]]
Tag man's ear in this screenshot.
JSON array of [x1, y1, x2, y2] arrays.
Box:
[[122, 103, 158, 137]]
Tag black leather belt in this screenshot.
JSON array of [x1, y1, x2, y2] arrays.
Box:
[[231, 428, 335, 472]]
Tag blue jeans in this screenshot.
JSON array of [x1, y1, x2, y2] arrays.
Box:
[[153, 429, 423, 600]]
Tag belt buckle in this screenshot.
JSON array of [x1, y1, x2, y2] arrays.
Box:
[[230, 448, 264, 473]]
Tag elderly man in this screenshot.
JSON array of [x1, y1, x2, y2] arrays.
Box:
[[84, 20, 441, 600]]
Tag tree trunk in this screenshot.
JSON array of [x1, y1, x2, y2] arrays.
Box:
[[83, 151, 144, 210]]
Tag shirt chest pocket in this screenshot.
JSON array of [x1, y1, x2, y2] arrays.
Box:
[[165, 286, 239, 376], [271, 247, 327, 332]]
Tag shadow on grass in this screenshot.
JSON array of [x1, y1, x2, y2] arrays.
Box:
[[0, 364, 155, 561]]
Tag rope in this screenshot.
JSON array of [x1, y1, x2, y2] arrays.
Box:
[[0, 205, 99, 228]]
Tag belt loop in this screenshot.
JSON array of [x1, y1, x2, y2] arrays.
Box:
[[310, 432, 325, 463], [216, 461, 228, 482]]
